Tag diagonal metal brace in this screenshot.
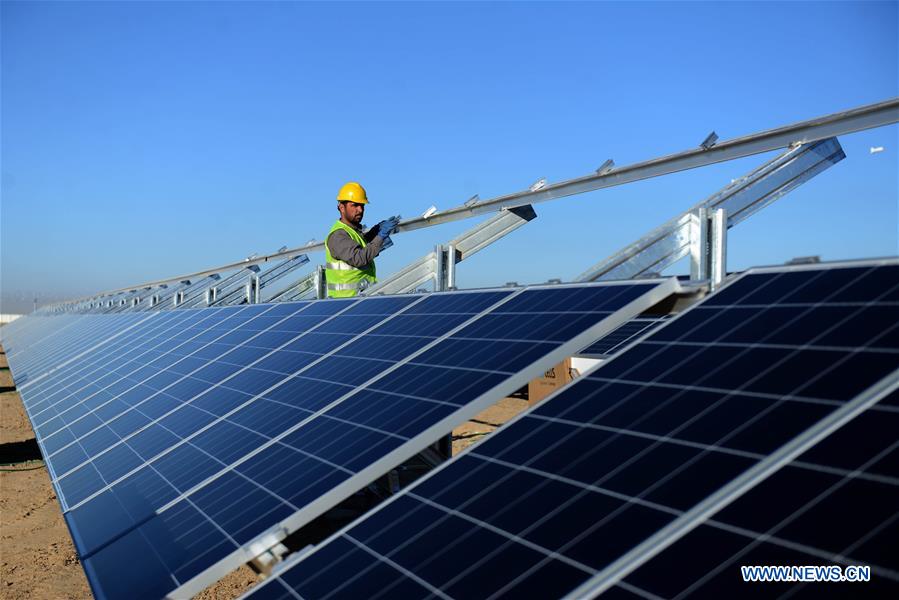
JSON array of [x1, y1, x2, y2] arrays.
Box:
[[363, 205, 537, 295], [576, 137, 845, 282]]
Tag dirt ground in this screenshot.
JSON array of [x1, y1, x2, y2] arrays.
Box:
[[0, 342, 528, 599]]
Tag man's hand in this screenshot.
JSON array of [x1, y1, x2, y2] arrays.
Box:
[[377, 216, 400, 239]]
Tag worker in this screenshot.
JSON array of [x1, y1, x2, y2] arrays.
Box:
[[325, 182, 400, 298]]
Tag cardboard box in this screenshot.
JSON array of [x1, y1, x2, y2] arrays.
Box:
[[528, 357, 577, 406]]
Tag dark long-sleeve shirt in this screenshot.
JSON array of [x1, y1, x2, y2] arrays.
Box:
[[326, 223, 384, 268]]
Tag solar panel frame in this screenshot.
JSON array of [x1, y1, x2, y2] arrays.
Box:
[[239, 257, 899, 600]]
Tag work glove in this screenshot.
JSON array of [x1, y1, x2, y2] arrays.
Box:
[[377, 216, 401, 239], [381, 235, 394, 250]]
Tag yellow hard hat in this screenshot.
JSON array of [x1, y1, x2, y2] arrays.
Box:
[[337, 182, 368, 204]]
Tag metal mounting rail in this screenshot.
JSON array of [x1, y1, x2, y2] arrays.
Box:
[[59, 97, 899, 303]]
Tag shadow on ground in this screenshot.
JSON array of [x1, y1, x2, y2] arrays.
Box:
[[0, 439, 42, 463]]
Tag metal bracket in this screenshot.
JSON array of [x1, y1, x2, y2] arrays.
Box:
[[249, 542, 290, 578]]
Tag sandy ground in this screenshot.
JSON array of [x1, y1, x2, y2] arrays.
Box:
[[451, 397, 529, 455], [0, 342, 527, 599], [1, 348, 94, 599]]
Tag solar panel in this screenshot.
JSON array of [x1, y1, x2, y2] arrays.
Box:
[[578, 315, 671, 357], [6, 312, 153, 387], [4, 279, 678, 599], [243, 259, 898, 600], [616, 389, 899, 598]]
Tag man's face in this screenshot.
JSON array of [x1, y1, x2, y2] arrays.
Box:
[[339, 201, 365, 226]]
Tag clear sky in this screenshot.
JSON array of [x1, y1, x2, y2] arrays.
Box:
[[1, 1, 897, 312]]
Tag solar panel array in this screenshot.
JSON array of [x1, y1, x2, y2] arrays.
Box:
[[244, 260, 899, 600], [2, 279, 678, 599], [2, 312, 152, 387]]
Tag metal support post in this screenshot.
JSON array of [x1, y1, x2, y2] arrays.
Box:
[[689, 207, 727, 287], [205, 287, 218, 305], [434, 244, 459, 292], [246, 275, 260, 304], [314, 265, 326, 299], [434, 244, 446, 291], [690, 207, 710, 280], [445, 243, 457, 290], [709, 208, 727, 291]]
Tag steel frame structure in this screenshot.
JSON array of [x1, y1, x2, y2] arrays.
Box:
[[50, 97, 896, 309]]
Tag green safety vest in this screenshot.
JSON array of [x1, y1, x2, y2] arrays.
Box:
[[325, 220, 377, 298]]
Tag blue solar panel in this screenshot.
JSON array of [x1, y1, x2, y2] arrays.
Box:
[[618, 390, 898, 599], [578, 315, 671, 357], [243, 259, 898, 600], [5, 312, 152, 386], [3, 279, 677, 599]]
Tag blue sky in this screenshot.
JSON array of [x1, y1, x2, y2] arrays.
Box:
[[2, 1, 897, 312]]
